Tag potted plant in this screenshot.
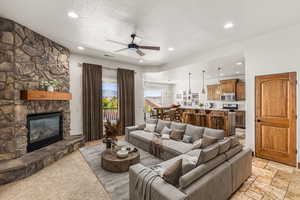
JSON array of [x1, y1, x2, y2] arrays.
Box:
[[40, 80, 60, 92], [103, 120, 121, 149]]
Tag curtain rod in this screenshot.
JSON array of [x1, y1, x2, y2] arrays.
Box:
[[78, 63, 137, 73]]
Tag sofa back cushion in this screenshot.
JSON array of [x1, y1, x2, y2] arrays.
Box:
[[155, 120, 171, 134], [162, 159, 183, 187], [144, 123, 156, 132], [196, 143, 220, 165], [179, 154, 226, 189], [218, 137, 231, 154], [225, 144, 243, 160], [170, 122, 187, 131], [185, 125, 205, 142], [146, 118, 158, 124], [229, 135, 239, 148], [203, 128, 224, 140]]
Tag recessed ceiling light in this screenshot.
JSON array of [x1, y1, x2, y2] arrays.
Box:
[[220, 73, 224, 76], [68, 11, 79, 19], [236, 71, 240, 74], [168, 47, 175, 51], [77, 46, 85, 50], [224, 22, 234, 29], [236, 62, 243, 66], [139, 59, 144, 63]]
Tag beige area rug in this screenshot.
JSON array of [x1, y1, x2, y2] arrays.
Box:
[[0, 151, 111, 200]]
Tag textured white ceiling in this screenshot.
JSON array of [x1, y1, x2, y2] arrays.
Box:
[[1, 0, 300, 66]]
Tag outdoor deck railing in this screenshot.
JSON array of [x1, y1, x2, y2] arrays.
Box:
[[103, 108, 119, 121]]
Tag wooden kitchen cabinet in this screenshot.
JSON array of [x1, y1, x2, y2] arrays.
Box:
[[236, 81, 245, 100], [220, 79, 238, 93], [207, 84, 221, 100], [235, 111, 245, 129]]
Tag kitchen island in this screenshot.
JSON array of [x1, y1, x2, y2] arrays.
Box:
[[179, 107, 237, 137]]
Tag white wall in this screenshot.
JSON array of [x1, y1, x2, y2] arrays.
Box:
[[244, 24, 300, 161], [69, 53, 145, 136]]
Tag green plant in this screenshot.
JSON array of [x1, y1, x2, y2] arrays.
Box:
[[41, 79, 60, 87]]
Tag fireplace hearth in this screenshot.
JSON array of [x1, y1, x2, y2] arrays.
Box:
[[27, 112, 63, 152]]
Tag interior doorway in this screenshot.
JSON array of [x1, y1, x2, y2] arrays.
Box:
[[255, 72, 297, 166]]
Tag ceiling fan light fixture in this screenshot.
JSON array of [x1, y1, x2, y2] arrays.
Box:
[[68, 11, 79, 19], [77, 46, 85, 50], [168, 47, 175, 51], [224, 22, 234, 29]]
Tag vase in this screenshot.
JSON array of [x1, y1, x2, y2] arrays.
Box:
[[47, 85, 54, 92]]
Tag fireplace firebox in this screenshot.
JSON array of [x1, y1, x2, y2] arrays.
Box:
[[27, 112, 63, 152]]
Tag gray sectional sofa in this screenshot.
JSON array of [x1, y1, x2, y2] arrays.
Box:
[[125, 119, 252, 200]]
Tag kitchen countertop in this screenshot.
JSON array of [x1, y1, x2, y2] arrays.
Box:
[[179, 106, 245, 112]]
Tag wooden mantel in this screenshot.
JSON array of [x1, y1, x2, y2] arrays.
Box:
[[21, 90, 72, 101]]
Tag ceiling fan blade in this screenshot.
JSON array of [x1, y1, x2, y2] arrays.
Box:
[[136, 49, 145, 56], [139, 45, 160, 51], [114, 48, 129, 53], [106, 39, 128, 47]]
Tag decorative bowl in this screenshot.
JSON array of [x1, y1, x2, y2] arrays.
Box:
[[117, 150, 129, 158]]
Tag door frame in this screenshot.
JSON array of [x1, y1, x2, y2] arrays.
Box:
[[255, 72, 297, 166]]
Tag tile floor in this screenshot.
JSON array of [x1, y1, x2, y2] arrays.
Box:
[[231, 157, 300, 200]]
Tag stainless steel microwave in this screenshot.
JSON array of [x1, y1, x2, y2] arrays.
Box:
[[220, 93, 236, 101]]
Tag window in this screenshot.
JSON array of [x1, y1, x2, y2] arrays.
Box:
[[102, 82, 118, 122]]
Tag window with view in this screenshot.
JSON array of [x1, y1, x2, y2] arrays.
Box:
[[102, 82, 118, 122]]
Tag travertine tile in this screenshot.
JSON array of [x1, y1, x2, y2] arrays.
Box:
[[249, 181, 286, 200], [266, 161, 295, 174]]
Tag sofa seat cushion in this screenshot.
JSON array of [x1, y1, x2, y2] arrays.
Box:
[[185, 125, 205, 142], [129, 130, 156, 143], [179, 154, 226, 189], [163, 139, 194, 155]]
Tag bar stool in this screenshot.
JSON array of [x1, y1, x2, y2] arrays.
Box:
[[195, 113, 207, 127]]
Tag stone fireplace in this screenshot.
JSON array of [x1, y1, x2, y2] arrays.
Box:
[[0, 17, 71, 161], [0, 17, 84, 185]]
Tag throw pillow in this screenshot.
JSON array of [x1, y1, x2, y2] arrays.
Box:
[[136, 124, 145, 130], [170, 122, 186, 131], [155, 120, 171, 134], [200, 135, 218, 148], [218, 137, 231, 153], [192, 138, 202, 149], [144, 123, 156, 132], [161, 126, 172, 135], [182, 135, 193, 143], [170, 129, 185, 141], [161, 134, 170, 140], [163, 159, 183, 187]]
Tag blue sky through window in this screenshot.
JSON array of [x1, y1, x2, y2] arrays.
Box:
[[103, 83, 117, 97], [144, 90, 162, 97]]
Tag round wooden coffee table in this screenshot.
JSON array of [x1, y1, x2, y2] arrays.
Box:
[[101, 149, 140, 173]]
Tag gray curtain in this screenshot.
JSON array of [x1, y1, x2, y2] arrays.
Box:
[[117, 68, 135, 135], [82, 63, 103, 141]]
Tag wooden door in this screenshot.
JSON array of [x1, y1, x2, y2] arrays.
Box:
[[236, 82, 245, 100], [255, 72, 297, 166]]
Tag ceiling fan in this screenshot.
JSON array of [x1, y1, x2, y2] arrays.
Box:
[[106, 34, 160, 56]]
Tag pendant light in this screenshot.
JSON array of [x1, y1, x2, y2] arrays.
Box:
[[187, 72, 192, 101], [201, 70, 206, 94]]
